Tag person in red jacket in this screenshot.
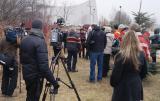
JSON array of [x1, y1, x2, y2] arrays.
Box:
[[114, 24, 126, 42], [130, 23, 150, 61]]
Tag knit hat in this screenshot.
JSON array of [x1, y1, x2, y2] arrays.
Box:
[[32, 19, 43, 30], [118, 24, 125, 29]]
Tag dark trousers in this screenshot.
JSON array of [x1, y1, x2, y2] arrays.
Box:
[[102, 54, 110, 77], [25, 78, 44, 101], [79, 44, 85, 58], [67, 50, 78, 71], [85, 49, 90, 59], [53, 47, 61, 57], [53, 46, 61, 64], [1, 65, 18, 96], [151, 53, 156, 63]]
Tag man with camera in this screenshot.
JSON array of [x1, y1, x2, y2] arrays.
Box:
[[20, 19, 59, 101], [0, 26, 18, 96]]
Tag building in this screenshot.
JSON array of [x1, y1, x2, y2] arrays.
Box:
[[48, 0, 98, 25]]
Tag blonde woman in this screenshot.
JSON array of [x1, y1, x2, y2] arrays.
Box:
[[110, 30, 147, 101]]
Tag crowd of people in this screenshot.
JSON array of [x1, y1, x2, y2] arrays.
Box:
[[0, 18, 160, 101]]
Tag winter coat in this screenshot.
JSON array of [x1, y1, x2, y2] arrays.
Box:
[[150, 34, 160, 55], [0, 37, 18, 66], [86, 26, 106, 52], [20, 28, 56, 85], [66, 31, 81, 51], [104, 33, 114, 54], [136, 32, 150, 60], [0, 37, 17, 57], [110, 52, 147, 101]]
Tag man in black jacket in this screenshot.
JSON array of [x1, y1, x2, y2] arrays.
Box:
[[20, 19, 59, 101], [86, 25, 106, 82]]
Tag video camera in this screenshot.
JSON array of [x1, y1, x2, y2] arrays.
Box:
[[57, 18, 65, 25]]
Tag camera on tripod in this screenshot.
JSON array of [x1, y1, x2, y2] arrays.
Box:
[[42, 50, 81, 101], [57, 18, 65, 25]]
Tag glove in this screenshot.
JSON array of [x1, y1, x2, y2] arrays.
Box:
[[53, 81, 60, 89], [52, 81, 59, 94]]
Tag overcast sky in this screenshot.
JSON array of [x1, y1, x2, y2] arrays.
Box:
[[52, 0, 160, 25]]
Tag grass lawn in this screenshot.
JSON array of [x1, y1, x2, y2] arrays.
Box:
[[0, 47, 160, 101]]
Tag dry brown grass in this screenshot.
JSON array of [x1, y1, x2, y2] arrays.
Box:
[[0, 50, 160, 101]]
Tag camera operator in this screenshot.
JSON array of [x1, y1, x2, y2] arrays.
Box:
[[20, 19, 59, 101], [0, 26, 18, 96]]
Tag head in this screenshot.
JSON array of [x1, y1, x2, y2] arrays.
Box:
[[32, 19, 43, 30], [154, 28, 160, 35], [80, 28, 84, 33], [118, 24, 125, 32], [130, 23, 141, 32], [92, 25, 100, 31], [119, 30, 141, 70], [101, 27, 105, 31], [113, 24, 119, 30], [69, 28, 76, 33]]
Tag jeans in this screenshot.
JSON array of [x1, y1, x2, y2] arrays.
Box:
[[89, 52, 104, 81]]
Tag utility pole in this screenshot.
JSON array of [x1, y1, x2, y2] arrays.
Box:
[[138, 0, 142, 13], [119, 5, 122, 24], [89, 0, 92, 24], [138, 0, 143, 24]]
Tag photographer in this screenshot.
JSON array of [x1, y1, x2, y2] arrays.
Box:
[[0, 26, 18, 96], [20, 19, 59, 101]]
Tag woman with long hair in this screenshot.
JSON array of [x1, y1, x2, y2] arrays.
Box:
[[110, 30, 147, 101]]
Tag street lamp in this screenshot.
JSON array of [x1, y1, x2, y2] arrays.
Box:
[[119, 6, 122, 24]]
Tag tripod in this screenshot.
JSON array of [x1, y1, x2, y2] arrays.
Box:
[[42, 50, 81, 101]]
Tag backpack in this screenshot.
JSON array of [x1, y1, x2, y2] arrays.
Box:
[[5, 27, 20, 44], [112, 38, 120, 55], [51, 29, 61, 43], [50, 29, 62, 48]]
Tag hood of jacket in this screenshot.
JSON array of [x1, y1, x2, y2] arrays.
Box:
[[30, 28, 44, 38], [93, 25, 100, 31]]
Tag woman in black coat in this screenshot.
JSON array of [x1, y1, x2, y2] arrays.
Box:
[[110, 30, 147, 101]]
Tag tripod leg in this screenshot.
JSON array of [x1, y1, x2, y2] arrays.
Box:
[[60, 58, 81, 101], [19, 64, 22, 93], [50, 94, 55, 101], [42, 85, 49, 101]]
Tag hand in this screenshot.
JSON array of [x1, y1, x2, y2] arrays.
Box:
[[53, 82, 60, 89], [148, 56, 152, 63]]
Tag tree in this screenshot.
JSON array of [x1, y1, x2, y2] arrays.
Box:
[[0, 0, 54, 25], [62, 1, 72, 23], [132, 11, 155, 29], [110, 10, 131, 26], [0, 0, 29, 24]]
